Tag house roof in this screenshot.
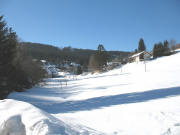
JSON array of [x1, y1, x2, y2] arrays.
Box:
[[41, 60, 46, 63], [129, 51, 152, 58], [70, 62, 79, 67]]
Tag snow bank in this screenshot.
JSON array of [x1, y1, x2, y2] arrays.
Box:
[[0, 99, 103, 135], [0, 115, 26, 135]]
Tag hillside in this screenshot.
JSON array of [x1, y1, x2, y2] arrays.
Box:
[[20, 42, 130, 66], [1, 50, 180, 134]]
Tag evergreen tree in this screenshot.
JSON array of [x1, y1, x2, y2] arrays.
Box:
[[163, 40, 170, 55], [98, 44, 105, 52], [76, 65, 82, 75], [138, 38, 146, 52], [0, 16, 17, 98], [88, 44, 108, 71], [164, 40, 169, 48], [157, 42, 164, 56], [153, 44, 158, 58], [96, 44, 108, 69], [153, 41, 170, 58], [0, 15, 45, 99]]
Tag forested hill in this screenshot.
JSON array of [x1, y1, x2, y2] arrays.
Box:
[[20, 42, 130, 66]]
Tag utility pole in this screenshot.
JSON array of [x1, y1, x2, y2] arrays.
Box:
[[121, 67, 122, 72], [144, 57, 147, 72]]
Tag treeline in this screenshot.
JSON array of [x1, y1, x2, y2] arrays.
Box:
[[133, 38, 179, 58], [152, 39, 180, 58], [153, 40, 170, 58], [0, 16, 45, 99], [21, 42, 130, 70]]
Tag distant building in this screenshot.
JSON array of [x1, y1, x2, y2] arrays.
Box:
[[70, 62, 80, 74], [40, 60, 59, 77], [70, 62, 79, 67], [129, 51, 152, 63], [106, 61, 121, 70]]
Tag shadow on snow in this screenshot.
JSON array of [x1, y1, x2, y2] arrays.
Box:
[[34, 86, 180, 114]]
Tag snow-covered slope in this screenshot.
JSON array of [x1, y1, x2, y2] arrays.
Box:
[[4, 50, 180, 135]]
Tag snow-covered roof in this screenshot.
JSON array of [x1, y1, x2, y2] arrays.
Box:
[[129, 51, 152, 58], [175, 48, 180, 52], [70, 62, 79, 67], [40, 60, 46, 63], [107, 62, 121, 65]]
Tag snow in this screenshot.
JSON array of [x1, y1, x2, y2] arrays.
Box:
[[0, 99, 102, 135], [0, 114, 26, 135], [1, 51, 180, 134]]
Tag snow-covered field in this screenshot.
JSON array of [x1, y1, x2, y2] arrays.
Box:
[[1, 50, 180, 135]]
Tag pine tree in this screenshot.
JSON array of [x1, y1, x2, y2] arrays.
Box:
[[163, 40, 170, 55], [0, 15, 45, 99], [153, 41, 169, 58], [97, 44, 105, 52], [76, 65, 82, 75], [96, 44, 108, 70], [0, 16, 17, 98], [88, 44, 109, 71], [138, 38, 146, 52], [153, 44, 158, 58]]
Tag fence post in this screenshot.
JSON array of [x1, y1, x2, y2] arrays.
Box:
[[144, 59, 146, 72], [121, 67, 122, 72]]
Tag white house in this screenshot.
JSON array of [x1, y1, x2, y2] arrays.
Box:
[[106, 62, 121, 70], [129, 51, 152, 63], [40, 60, 59, 77]]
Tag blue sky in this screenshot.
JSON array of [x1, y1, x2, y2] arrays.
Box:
[[0, 0, 180, 51]]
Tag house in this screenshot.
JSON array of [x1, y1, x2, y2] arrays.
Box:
[[106, 61, 121, 70], [128, 51, 152, 63], [40, 60, 59, 77], [69, 62, 80, 74]]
